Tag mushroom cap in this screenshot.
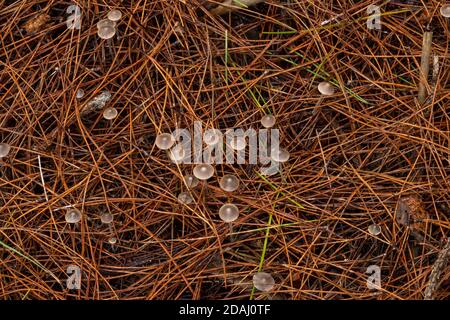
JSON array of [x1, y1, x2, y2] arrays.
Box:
[[203, 129, 222, 145], [65, 208, 82, 224], [218, 203, 239, 222], [100, 212, 114, 224], [178, 192, 194, 205], [368, 224, 381, 236], [103, 107, 118, 120], [97, 25, 116, 39], [76, 89, 85, 99], [0, 143, 11, 158], [219, 174, 240, 192], [183, 175, 199, 188], [169, 145, 186, 162], [252, 272, 275, 292], [155, 133, 175, 150], [193, 164, 215, 180], [107, 9, 122, 22], [261, 114, 276, 128], [230, 136, 246, 151], [318, 81, 335, 96], [97, 19, 116, 29], [440, 4, 450, 18], [271, 148, 290, 163]]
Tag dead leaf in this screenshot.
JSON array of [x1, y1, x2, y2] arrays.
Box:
[[396, 195, 427, 232], [22, 13, 50, 34]]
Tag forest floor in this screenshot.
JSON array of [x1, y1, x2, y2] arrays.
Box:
[[0, 0, 449, 300]]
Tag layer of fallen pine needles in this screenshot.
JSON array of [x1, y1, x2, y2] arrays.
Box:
[[0, 0, 449, 300]]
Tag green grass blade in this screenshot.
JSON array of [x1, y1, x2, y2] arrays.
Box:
[[0, 239, 61, 285]]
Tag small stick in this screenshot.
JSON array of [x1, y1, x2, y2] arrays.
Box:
[[424, 238, 450, 300], [418, 31, 433, 104], [210, 0, 266, 15]]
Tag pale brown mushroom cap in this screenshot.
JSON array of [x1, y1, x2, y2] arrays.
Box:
[[103, 107, 118, 120], [183, 175, 199, 188], [65, 208, 82, 224], [168, 145, 186, 162], [97, 19, 116, 29], [97, 25, 116, 40], [203, 129, 221, 145], [178, 192, 194, 205], [155, 133, 175, 150], [193, 164, 215, 180], [107, 10, 122, 22], [100, 212, 114, 224], [252, 272, 275, 292], [271, 148, 290, 163], [0, 143, 11, 158], [219, 204, 239, 222], [261, 114, 276, 128], [219, 174, 239, 192], [368, 224, 381, 236], [440, 4, 450, 18], [318, 81, 335, 96]]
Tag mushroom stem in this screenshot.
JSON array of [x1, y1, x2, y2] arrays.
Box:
[[228, 222, 234, 241], [313, 97, 324, 116], [106, 38, 114, 57], [108, 224, 113, 235], [107, 224, 118, 251]]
